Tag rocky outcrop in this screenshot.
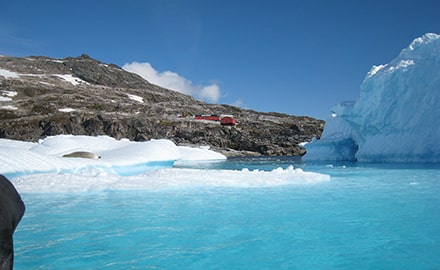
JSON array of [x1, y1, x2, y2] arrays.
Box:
[[0, 174, 25, 270], [0, 54, 324, 156]]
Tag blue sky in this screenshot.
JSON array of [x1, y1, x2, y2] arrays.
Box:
[[1, 0, 440, 119]]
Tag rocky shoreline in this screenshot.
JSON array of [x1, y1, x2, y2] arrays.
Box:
[[0, 54, 324, 156]]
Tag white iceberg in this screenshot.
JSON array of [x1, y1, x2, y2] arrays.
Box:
[[0, 135, 226, 178], [304, 33, 440, 163]]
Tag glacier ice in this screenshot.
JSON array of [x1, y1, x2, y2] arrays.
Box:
[[0, 135, 226, 178], [304, 33, 440, 163]]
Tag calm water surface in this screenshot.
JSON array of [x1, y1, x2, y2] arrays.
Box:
[[14, 158, 440, 269]]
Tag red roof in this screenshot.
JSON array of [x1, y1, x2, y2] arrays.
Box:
[[220, 116, 237, 125]]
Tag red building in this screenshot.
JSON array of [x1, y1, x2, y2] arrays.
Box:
[[194, 114, 220, 121], [220, 116, 237, 126], [194, 114, 237, 126]]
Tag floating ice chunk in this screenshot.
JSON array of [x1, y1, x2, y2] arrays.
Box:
[[11, 165, 330, 193], [0, 135, 230, 178], [1, 135, 181, 178]]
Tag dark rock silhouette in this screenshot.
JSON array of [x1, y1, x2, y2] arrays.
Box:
[[0, 175, 25, 270]]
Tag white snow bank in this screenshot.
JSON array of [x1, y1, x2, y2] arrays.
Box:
[[58, 108, 76, 112], [0, 105, 18, 110], [54, 74, 88, 85], [0, 135, 226, 178], [0, 97, 12, 102], [127, 93, 143, 103], [0, 68, 88, 86], [0, 91, 16, 101], [1, 91, 17, 97], [0, 68, 19, 78]]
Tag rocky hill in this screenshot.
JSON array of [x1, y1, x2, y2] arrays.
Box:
[[0, 54, 324, 156]]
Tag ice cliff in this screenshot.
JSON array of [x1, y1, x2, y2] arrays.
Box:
[[304, 33, 440, 163]]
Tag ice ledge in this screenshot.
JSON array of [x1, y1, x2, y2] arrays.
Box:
[[407, 33, 440, 51]]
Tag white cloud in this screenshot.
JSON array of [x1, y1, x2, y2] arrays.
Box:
[[122, 62, 221, 103], [199, 84, 220, 102], [231, 99, 244, 107]]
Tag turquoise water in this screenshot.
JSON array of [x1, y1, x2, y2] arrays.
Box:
[[14, 158, 440, 269]]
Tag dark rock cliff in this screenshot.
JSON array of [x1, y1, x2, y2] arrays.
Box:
[[0, 54, 324, 156]]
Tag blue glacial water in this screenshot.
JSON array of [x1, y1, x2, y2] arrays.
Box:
[[14, 157, 440, 269]]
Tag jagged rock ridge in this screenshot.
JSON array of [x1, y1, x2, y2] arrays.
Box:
[[0, 54, 324, 156]]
